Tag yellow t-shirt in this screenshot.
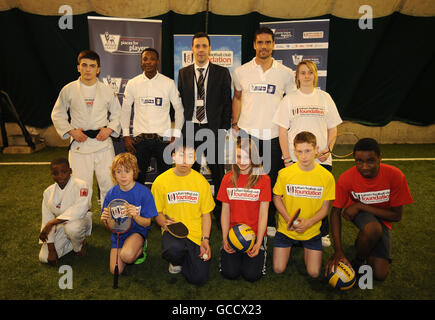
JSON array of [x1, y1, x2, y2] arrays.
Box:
[[151, 168, 215, 246], [273, 163, 335, 240]]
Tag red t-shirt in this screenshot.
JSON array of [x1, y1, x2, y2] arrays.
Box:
[[333, 163, 413, 230], [217, 172, 271, 237]]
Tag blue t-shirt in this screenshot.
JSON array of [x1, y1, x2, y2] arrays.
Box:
[[102, 183, 158, 248]]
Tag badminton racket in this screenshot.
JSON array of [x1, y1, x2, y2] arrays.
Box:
[[322, 132, 359, 159], [105, 198, 132, 289]]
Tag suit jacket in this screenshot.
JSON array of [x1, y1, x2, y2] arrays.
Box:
[[178, 62, 232, 131]]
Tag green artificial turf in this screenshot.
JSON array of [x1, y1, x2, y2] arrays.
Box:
[[0, 145, 434, 300]]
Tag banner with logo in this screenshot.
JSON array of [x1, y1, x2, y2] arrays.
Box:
[[88, 16, 162, 183], [88, 16, 162, 101], [260, 19, 330, 90], [173, 34, 242, 88]]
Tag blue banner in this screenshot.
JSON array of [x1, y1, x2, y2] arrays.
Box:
[[88, 16, 162, 101], [88, 17, 162, 182], [260, 19, 330, 90]]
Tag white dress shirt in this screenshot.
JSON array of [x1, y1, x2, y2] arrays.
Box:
[[121, 72, 184, 138]]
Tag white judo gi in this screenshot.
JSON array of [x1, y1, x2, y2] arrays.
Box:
[[51, 79, 121, 206], [39, 177, 92, 263]]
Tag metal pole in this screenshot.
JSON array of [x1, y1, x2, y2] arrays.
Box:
[[205, 0, 209, 33]]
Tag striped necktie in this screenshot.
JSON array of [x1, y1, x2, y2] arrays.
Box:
[[196, 68, 205, 122]]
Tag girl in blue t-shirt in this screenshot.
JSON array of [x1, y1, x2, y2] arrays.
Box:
[[101, 153, 158, 275]]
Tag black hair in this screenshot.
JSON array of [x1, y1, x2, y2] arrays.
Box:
[[353, 138, 381, 157], [254, 27, 275, 42], [77, 50, 100, 66], [192, 32, 211, 46], [50, 157, 70, 169], [141, 47, 160, 60]]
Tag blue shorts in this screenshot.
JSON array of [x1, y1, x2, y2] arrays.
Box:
[[274, 232, 322, 251]]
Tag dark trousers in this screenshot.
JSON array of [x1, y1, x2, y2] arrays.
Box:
[[219, 239, 267, 282], [162, 232, 209, 286], [134, 135, 172, 185]]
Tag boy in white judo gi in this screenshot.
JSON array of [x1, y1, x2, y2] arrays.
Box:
[[51, 50, 121, 207], [39, 158, 92, 265]]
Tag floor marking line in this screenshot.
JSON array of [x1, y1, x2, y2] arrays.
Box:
[[1, 158, 435, 166]]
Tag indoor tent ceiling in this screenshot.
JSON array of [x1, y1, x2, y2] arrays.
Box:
[[0, 0, 433, 18]]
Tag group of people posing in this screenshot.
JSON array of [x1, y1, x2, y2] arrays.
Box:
[[39, 27, 413, 287]]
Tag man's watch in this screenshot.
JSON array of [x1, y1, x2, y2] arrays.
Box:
[[231, 122, 238, 128], [201, 236, 210, 241]]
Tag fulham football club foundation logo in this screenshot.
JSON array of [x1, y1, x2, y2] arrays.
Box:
[[286, 184, 323, 199], [351, 189, 390, 204], [167, 191, 200, 204], [292, 106, 325, 117], [227, 188, 260, 201]]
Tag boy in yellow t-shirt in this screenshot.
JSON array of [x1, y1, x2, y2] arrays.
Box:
[[273, 131, 335, 278], [152, 141, 215, 286]]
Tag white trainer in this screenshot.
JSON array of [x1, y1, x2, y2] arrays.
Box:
[[267, 226, 277, 238], [322, 235, 331, 247], [169, 263, 182, 274]]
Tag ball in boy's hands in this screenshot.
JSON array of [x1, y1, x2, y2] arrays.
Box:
[[293, 220, 300, 226], [202, 253, 209, 260], [326, 261, 356, 290]]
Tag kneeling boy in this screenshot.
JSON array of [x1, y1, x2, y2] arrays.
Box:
[[152, 141, 215, 286], [39, 158, 92, 265], [272, 131, 335, 278], [325, 138, 413, 281], [101, 153, 158, 275]]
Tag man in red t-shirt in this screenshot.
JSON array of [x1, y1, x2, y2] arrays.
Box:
[[325, 138, 413, 281]]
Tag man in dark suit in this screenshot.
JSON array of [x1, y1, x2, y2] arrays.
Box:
[[178, 32, 232, 228]]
